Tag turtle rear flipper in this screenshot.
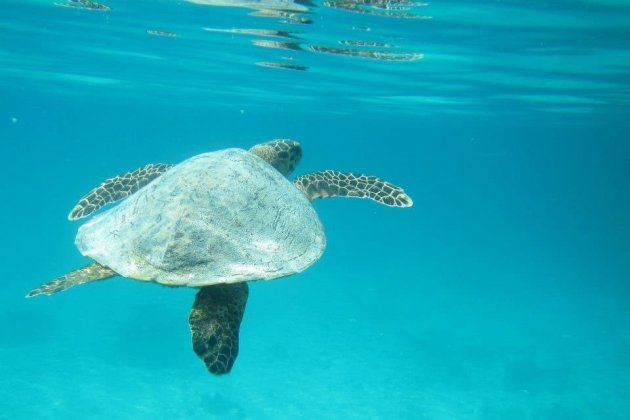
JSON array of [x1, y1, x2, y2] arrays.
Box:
[[26, 262, 116, 298], [294, 170, 413, 207], [69, 163, 174, 220], [189, 283, 249, 375]]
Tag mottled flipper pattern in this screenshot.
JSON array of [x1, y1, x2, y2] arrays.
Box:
[[189, 283, 249, 375], [249, 139, 302, 176], [26, 262, 117, 298], [294, 170, 413, 207], [68, 163, 174, 220]]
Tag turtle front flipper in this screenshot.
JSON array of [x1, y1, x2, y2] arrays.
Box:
[[26, 262, 117, 298], [189, 283, 249, 375], [69, 163, 175, 220], [294, 170, 413, 208]]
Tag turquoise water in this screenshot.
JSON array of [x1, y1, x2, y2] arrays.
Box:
[[2, 0, 630, 418]]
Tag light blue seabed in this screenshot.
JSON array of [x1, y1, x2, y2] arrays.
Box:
[[1, 0, 630, 419]]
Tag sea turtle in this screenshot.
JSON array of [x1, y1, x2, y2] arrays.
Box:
[[27, 139, 412, 375]]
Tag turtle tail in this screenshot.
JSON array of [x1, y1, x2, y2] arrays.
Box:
[[26, 262, 117, 298]]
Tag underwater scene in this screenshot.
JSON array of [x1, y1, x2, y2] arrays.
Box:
[[1, 0, 629, 419]]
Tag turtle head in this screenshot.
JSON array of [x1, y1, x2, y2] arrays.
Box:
[[249, 139, 302, 177]]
